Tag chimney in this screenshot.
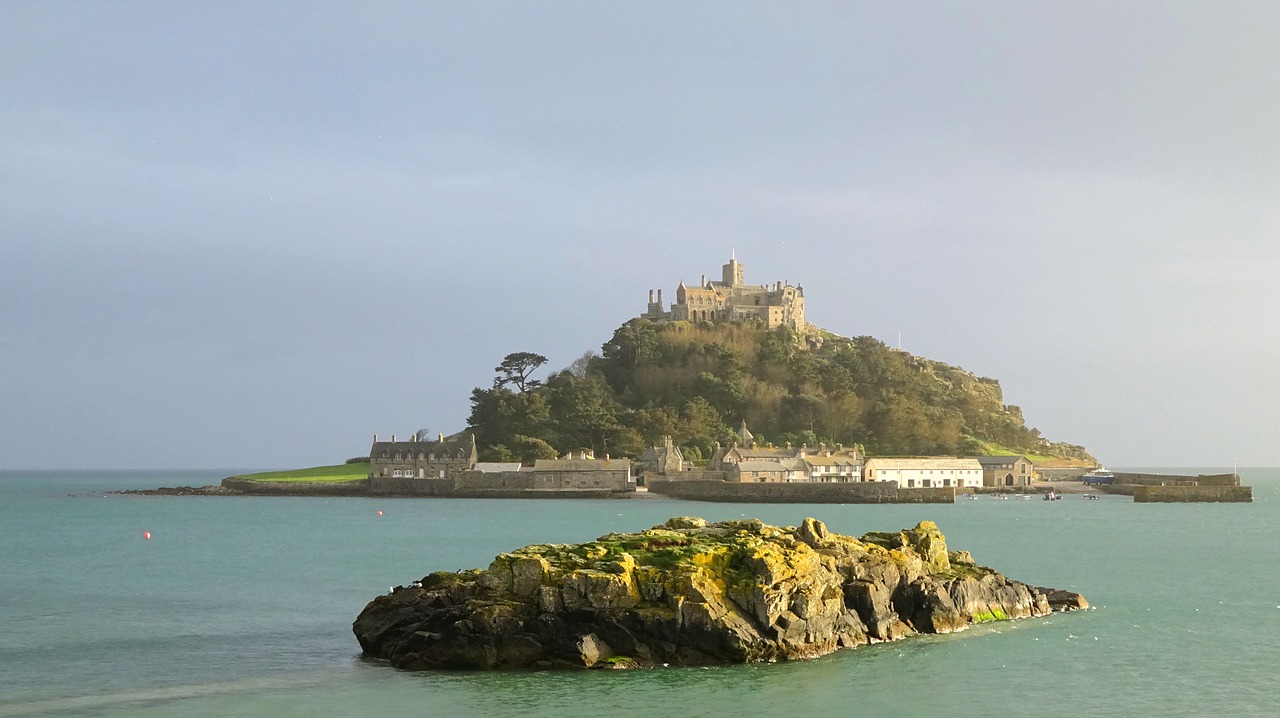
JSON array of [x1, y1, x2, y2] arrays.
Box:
[[438, 433, 444, 443], [657, 288, 663, 305], [391, 434, 396, 442], [648, 289, 654, 303], [701, 274, 706, 286], [372, 434, 377, 443]]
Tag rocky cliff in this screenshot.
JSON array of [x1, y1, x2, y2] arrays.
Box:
[[353, 517, 1087, 670]]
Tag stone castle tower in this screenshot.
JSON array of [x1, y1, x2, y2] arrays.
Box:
[[642, 254, 811, 333]]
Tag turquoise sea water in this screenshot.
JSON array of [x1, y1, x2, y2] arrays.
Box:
[[1, 469, 1277, 717]]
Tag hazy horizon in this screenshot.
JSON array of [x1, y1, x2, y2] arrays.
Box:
[[3, 2, 1278, 469]]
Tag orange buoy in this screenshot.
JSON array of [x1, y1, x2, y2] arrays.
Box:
[[144, 531, 151, 539]]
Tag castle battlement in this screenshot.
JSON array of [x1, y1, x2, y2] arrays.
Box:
[[642, 254, 812, 333]]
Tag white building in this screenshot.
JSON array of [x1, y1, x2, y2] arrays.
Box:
[[863, 457, 984, 489]]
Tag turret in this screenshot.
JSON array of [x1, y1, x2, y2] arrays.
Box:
[[722, 256, 743, 287]]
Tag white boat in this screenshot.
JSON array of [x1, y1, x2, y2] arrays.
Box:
[[1082, 468, 1115, 485]]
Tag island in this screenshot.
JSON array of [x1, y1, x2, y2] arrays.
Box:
[[352, 517, 1087, 670]]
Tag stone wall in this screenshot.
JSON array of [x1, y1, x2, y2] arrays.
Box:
[[647, 479, 954, 504], [368, 474, 633, 497], [1113, 472, 1239, 487], [367, 477, 456, 497], [1133, 485, 1253, 503], [221, 478, 371, 496], [1036, 467, 1091, 481]]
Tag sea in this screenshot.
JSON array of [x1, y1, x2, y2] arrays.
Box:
[[1, 468, 1277, 718]]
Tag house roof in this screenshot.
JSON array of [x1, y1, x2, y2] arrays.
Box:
[[370, 431, 476, 459], [530, 458, 631, 472], [864, 457, 983, 471], [474, 462, 522, 473], [971, 455, 1028, 467]]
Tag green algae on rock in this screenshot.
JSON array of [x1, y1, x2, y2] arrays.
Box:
[[352, 517, 1087, 670]]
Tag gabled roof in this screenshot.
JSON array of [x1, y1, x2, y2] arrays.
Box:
[[735, 458, 806, 473], [370, 431, 476, 460], [530, 457, 631, 472], [474, 462, 522, 473], [864, 457, 983, 471], [970, 455, 1028, 466]]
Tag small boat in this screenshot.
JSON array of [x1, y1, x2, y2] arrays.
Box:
[[1043, 491, 1062, 501], [991, 493, 1008, 500], [1082, 493, 1100, 500], [959, 493, 978, 500]]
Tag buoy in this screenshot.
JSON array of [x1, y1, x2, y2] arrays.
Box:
[[144, 531, 151, 539], [377, 510, 383, 516]]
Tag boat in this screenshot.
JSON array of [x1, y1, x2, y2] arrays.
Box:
[[1082, 493, 1100, 500], [1043, 491, 1062, 501], [991, 493, 1008, 500], [1081, 467, 1115, 485]]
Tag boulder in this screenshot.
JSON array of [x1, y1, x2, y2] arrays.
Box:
[[353, 517, 1087, 670]]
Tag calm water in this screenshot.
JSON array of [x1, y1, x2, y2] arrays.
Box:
[[1, 469, 1277, 717]]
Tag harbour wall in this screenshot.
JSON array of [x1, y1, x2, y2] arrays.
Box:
[[647, 479, 954, 503], [221, 478, 372, 496], [1133, 485, 1252, 503], [1113, 472, 1239, 487], [365, 476, 629, 498]]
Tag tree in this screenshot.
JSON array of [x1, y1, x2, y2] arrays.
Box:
[[493, 352, 548, 393], [509, 435, 559, 464]]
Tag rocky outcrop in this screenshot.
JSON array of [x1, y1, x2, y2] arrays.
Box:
[[353, 517, 1086, 670], [112, 485, 244, 496]]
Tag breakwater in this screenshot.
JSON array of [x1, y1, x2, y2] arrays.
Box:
[[1134, 485, 1253, 503], [221, 478, 371, 496], [1112, 472, 1239, 487], [647, 479, 955, 503]]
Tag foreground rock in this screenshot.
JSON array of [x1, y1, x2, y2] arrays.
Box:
[[353, 517, 1087, 670]]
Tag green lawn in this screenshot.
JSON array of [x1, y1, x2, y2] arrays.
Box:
[[234, 463, 369, 483]]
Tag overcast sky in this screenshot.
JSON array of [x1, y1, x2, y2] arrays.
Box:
[[3, 1, 1277, 470]]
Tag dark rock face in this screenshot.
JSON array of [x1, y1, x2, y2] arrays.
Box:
[[353, 517, 1087, 670]]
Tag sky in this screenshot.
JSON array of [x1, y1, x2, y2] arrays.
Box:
[[2, 1, 1278, 469]]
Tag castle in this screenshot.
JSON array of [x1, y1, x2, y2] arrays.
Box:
[[642, 254, 812, 334]]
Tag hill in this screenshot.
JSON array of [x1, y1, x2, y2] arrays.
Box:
[[466, 319, 1094, 465]]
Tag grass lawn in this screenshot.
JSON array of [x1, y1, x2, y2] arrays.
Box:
[[234, 463, 369, 483]]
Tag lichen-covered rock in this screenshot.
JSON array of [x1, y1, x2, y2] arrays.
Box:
[[353, 517, 1087, 670]]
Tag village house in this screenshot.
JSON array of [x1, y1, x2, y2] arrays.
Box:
[[707, 422, 864, 483], [525, 452, 633, 491], [368, 431, 477, 480], [971, 455, 1036, 487], [635, 436, 690, 477], [863, 457, 984, 489]]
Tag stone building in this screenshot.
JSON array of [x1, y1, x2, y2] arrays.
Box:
[[368, 431, 478, 480], [863, 458, 984, 489], [971, 455, 1036, 488], [709, 422, 863, 483], [525, 453, 634, 491], [642, 254, 812, 333], [636, 436, 689, 477]]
